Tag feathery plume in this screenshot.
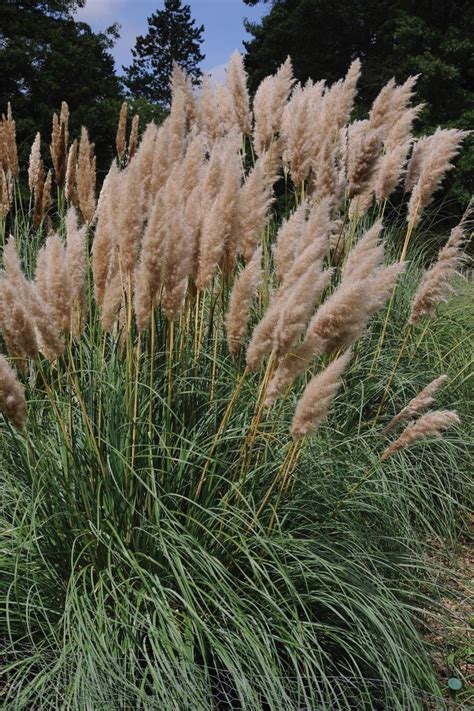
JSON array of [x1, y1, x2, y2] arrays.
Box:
[[76, 127, 96, 223], [128, 114, 140, 160], [116, 101, 128, 160], [237, 156, 274, 261], [133, 187, 167, 330], [92, 161, 119, 307], [2, 103, 19, 178], [409, 210, 471, 324], [381, 410, 460, 460], [50, 104, 69, 186], [0, 167, 12, 218], [35, 234, 72, 332], [65, 139, 79, 207], [225, 247, 263, 353], [0, 278, 39, 362], [374, 104, 423, 203], [407, 128, 470, 227], [347, 125, 382, 198], [335, 59, 361, 128], [264, 261, 405, 404], [41, 169, 52, 219], [0, 355, 26, 430], [196, 140, 241, 288], [171, 63, 196, 129], [273, 265, 332, 359], [65, 207, 87, 335], [281, 83, 314, 185], [253, 57, 295, 156], [382, 374, 448, 435], [273, 201, 307, 282], [342, 220, 384, 282], [28, 132, 42, 192], [226, 51, 252, 135], [291, 350, 352, 437], [404, 135, 431, 192]]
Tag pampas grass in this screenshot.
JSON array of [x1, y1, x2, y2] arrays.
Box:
[[0, 57, 471, 710]]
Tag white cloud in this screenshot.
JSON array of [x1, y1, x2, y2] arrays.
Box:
[[76, 0, 127, 24]]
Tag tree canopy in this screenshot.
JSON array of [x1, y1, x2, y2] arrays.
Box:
[[244, 0, 474, 205], [0, 0, 123, 171], [123, 0, 204, 107]]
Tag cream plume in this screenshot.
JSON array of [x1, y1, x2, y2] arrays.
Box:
[[0, 278, 39, 362], [28, 132, 42, 192], [116, 101, 128, 160], [168, 88, 187, 164], [76, 127, 96, 223], [92, 161, 119, 307], [273, 265, 332, 359], [35, 234, 72, 332], [253, 57, 295, 156], [0, 354, 26, 430], [2, 237, 62, 358], [196, 141, 241, 288], [171, 63, 196, 129], [134, 188, 167, 330], [273, 201, 307, 282], [225, 247, 263, 353], [281, 83, 314, 185], [291, 350, 352, 437], [65, 139, 79, 207], [65, 207, 87, 335], [313, 134, 338, 204], [347, 125, 382, 198], [341, 220, 384, 282], [0, 168, 12, 218], [50, 104, 69, 186], [381, 375, 448, 436], [133, 122, 158, 211], [409, 211, 471, 324], [381, 410, 460, 460], [237, 157, 274, 261], [407, 128, 470, 226], [335, 59, 361, 128], [128, 114, 139, 160], [1, 103, 19, 178], [226, 51, 252, 135], [374, 105, 422, 203], [265, 261, 405, 404]]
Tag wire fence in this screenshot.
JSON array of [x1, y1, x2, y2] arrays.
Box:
[[5, 669, 471, 710]]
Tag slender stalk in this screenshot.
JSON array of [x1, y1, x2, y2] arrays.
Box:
[[130, 333, 141, 471], [194, 366, 249, 499], [372, 325, 413, 427], [330, 458, 382, 518]]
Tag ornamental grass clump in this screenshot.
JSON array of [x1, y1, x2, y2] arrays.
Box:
[[0, 56, 471, 710]]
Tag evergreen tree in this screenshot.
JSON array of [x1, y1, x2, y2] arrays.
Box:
[[243, 0, 473, 205], [123, 0, 205, 107]]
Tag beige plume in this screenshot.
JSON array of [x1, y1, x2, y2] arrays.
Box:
[[382, 410, 460, 460], [409, 210, 471, 324], [381, 375, 448, 435], [226, 51, 252, 135], [407, 128, 469, 227], [225, 247, 263, 354], [291, 350, 352, 437], [116, 101, 128, 160], [0, 354, 26, 430]]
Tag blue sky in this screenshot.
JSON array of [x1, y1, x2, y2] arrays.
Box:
[[75, 0, 266, 80]]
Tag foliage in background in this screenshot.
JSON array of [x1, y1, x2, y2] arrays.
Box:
[[243, 0, 474, 209], [0, 0, 123, 172], [123, 0, 205, 107]]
